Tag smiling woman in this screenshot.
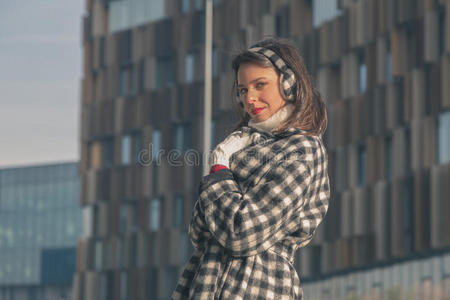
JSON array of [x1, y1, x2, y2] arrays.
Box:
[[172, 38, 330, 300], [237, 63, 287, 123]]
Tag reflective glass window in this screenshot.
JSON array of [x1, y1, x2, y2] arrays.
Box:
[[212, 46, 218, 77], [152, 129, 161, 161], [194, 0, 203, 10], [132, 132, 142, 164], [82, 206, 94, 238], [156, 56, 175, 88], [121, 135, 131, 165], [210, 120, 215, 149], [109, 0, 166, 33], [95, 240, 103, 271], [174, 195, 184, 228], [185, 53, 194, 83], [385, 37, 393, 83], [358, 52, 367, 93], [119, 66, 130, 96], [438, 110, 450, 164], [181, 0, 189, 13], [175, 125, 184, 152], [120, 272, 127, 300], [149, 198, 161, 231], [385, 136, 393, 180], [358, 144, 366, 187], [439, 9, 446, 55], [138, 59, 146, 93], [120, 205, 128, 233], [313, 0, 341, 27], [102, 138, 114, 168]]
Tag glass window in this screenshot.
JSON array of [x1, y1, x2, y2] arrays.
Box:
[[358, 144, 366, 187], [180, 232, 190, 263], [119, 204, 129, 233], [131, 203, 138, 233], [212, 46, 218, 77], [164, 266, 180, 298], [130, 65, 137, 95], [385, 136, 393, 180], [385, 37, 393, 83], [120, 271, 127, 300], [358, 52, 367, 93], [210, 120, 215, 149], [275, 6, 290, 38], [174, 123, 191, 152], [181, 0, 189, 13], [156, 56, 174, 88], [119, 66, 131, 96], [149, 198, 161, 231], [152, 129, 161, 161], [109, 0, 166, 33], [95, 240, 103, 271], [100, 37, 105, 68], [194, 0, 203, 10], [175, 125, 184, 152], [132, 133, 142, 164], [174, 195, 184, 228], [121, 135, 131, 165], [185, 53, 195, 83], [99, 273, 108, 300], [184, 123, 192, 151], [138, 59, 146, 93], [116, 238, 125, 268], [405, 126, 412, 174], [313, 0, 342, 27], [102, 138, 114, 168], [82, 206, 94, 238], [148, 268, 158, 298], [438, 110, 450, 164], [402, 177, 414, 254], [439, 9, 446, 56]]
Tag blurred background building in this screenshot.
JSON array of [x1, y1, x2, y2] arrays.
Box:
[[0, 162, 81, 300], [76, 0, 450, 299]]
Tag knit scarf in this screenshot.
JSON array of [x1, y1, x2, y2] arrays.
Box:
[[248, 104, 295, 133]]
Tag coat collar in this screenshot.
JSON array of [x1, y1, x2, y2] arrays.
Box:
[[241, 125, 307, 139]]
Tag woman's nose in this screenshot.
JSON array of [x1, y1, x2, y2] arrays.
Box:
[[245, 89, 257, 104]]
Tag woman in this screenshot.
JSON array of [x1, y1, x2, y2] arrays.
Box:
[[172, 38, 330, 299]]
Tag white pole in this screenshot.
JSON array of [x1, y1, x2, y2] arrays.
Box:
[[203, 0, 213, 176]]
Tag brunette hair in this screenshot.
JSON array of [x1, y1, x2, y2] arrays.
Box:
[[230, 38, 327, 136]]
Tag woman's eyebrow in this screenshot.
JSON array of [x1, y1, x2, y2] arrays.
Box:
[[237, 77, 267, 87]]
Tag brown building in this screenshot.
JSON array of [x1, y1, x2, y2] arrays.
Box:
[[75, 0, 450, 299]]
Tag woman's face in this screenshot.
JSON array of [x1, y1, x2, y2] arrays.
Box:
[[237, 62, 287, 123]]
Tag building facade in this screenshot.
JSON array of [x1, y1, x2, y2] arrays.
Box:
[[0, 162, 81, 300], [77, 0, 450, 299]]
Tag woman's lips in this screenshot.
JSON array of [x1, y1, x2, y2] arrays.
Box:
[[251, 107, 264, 115]]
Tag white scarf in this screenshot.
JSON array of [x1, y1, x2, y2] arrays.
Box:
[[248, 104, 295, 133]]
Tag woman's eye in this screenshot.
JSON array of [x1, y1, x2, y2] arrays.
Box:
[[239, 88, 247, 95], [256, 82, 266, 89]]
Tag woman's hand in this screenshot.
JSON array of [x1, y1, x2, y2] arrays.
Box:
[[210, 130, 251, 168]]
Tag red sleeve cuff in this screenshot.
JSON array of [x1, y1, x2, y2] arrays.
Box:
[[209, 164, 228, 174]]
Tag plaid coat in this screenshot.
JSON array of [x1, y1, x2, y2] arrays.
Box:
[[172, 126, 330, 300]]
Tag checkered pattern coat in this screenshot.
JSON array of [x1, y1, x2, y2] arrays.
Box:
[[172, 126, 330, 300]]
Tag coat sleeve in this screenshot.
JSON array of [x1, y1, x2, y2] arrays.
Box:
[[189, 149, 328, 257]]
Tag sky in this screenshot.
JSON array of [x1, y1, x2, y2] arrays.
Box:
[[0, 0, 84, 168]]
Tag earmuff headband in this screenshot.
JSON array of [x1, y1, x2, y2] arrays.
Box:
[[247, 47, 296, 102]]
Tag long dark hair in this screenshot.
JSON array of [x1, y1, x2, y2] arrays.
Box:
[[231, 38, 327, 136]]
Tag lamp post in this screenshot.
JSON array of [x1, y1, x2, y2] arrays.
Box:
[[202, 0, 213, 176]]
